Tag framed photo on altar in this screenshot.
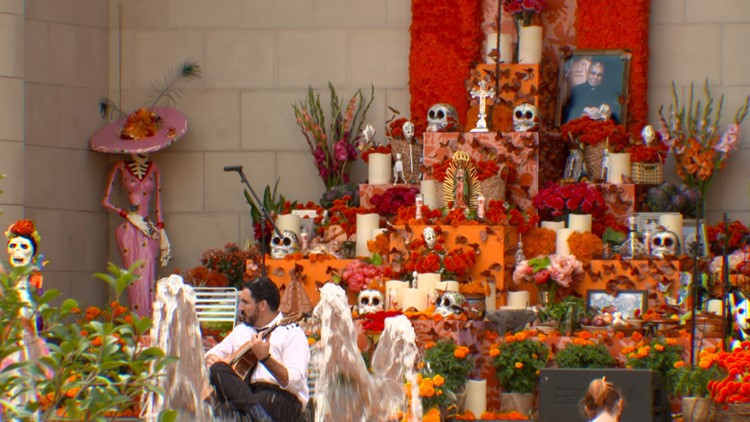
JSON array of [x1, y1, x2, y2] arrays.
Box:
[[586, 289, 647, 319], [555, 49, 631, 126]]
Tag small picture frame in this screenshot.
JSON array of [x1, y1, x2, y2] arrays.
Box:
[[635, 212, 665, 236], [556, 49, 631, 126], [587, 289, 647, 319], [683, 219, 710, 258]]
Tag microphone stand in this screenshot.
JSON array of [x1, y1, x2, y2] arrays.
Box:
[[224, 166, 282, 278]]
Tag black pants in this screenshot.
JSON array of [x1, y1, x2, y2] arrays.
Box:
[[209, 362, 304, 422]]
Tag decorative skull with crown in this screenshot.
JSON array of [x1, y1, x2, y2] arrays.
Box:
[[357, 289, 384, 315], [270, 230, 300, 259], [434, 291, 466, 317], [650, 228, 680, 258]]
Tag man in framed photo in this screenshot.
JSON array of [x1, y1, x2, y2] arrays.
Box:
[[562, 60, 621, 124]]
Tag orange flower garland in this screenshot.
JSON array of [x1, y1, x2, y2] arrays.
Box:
[[567, 231, 604, 265], [522, 227, 556, 258]]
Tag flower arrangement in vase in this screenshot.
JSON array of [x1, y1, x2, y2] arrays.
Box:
[[489, 331, 549, 393], [293, 82, 374, 191], [513, 254, 585, 306], [706, 220, 750, 256], [645, 182, 700, 218], [334, 257, 390, 294], [400, 226, 478, 284], [370, 186, 419, 218], [198, 242, 262, 289], [671, 350, 724, 399], [421, 339, 475, 395], [659, 80, 749, 216], [532, 182, 607, 222]]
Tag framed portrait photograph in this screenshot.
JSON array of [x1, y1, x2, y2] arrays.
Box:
[[586, 289, 647, 319], [555, 49, 632, 126]]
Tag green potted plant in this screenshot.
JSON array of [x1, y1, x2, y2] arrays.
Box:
[[543, 296, 590, 334], [490, 332, 549, 415], [623, 336, 683, 394], [554, 340, 616, 369], [421, 339, 475, 416], [671, 357, 724, 422]]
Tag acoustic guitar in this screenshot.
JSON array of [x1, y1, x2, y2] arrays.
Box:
[[203, 312, 303, 401]]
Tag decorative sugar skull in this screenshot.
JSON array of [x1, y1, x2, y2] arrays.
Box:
[[650, 228, 680, 258], [641, 125, 656, 146], [358, 289, 384, 315], [423, 227, 437, 250], [426, 103, 458, 132], [7, 236, 34, 268], [270, 230, 300, 259], [512, 104, 539, 132], [435, 291, 466, 317], [402, 121, 415, 142]]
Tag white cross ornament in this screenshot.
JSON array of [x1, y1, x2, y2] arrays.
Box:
[[470, 80, 495, 133]]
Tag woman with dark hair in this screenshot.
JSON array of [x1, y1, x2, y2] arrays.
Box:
[[580, 376, 624, 422]]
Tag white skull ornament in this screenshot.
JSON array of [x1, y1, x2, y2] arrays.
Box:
[[650, 228, 680, 258], [7, 236, 34, 268], [435, 291, 466, 317], [270, 230, 300, 259], [423, 227, 437, 250], [426, 103, 458, 132], [512, 104, 539, 132], [358, 289, 384, 314]]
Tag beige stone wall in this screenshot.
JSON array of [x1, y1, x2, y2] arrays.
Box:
[[2, 0, 749, 306]]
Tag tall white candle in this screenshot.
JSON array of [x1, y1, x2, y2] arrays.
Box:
[[401, 288, 428, 311], [499, 33, 513, 64], [368, 153, 392, 185], [707, 299, 723, 316], [541, 221, 565, 232], [436, 281, 459, 292], [659, 213, 684, 251], [385, 280, 408, 310], [484, 32, 498, 64], [507, 291, 530, 308], [355, 213, 380, 258], [486, 282, 497, 311], [568, 214, 592, 233], [556, 228, 574, 255], [465, 379, 487, 417], [608, 153, 631, 184], [518, 26, 542, 64], [276, 214, 301, 238], [420, 180, 439, 209], [417, 273, 441, 290]]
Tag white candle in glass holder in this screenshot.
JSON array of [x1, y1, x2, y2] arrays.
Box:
[[465, 379, 487, 417], [507, 291, 530, 308], [401, 288, 428, 311], [420, 180, 439, 209], [608, 153, 631, 184], [385, 280, 408, 310], [568, 214, 592, 233], [276, 214, 301, 238], [368, 153, 392, 185], [556, 228, 574, 255], [355, 213, 380, 258], [541, 221, 565, 232]]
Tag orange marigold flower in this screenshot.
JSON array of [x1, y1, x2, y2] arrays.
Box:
[[655, 344, 664, 352], [92, 337, 103, 347], [424, 341, 436, 349], [631, 332, 643, 342], [433, 374, 445, 387], [674, 360, 686, 368], [489, 347, 500, 357], [515, 362, 524, 369]]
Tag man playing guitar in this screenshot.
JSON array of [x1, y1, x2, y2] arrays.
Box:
[[205, 277, 309, 422]]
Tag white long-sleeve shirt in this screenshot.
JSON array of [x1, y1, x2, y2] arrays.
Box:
[[207, 313, 310, 406]]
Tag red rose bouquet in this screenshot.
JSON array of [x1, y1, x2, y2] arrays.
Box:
[[561, 116, 630, 152], [371, 186, 419, 217], [532, 182, 607, 221]]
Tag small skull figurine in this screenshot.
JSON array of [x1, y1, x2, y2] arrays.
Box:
[[358, 289, 384, 315], [7, 236, 34, 268], [423, 227, 437, 250], [402, 121, 415, 143], [435, 292, 466, 317], [270, 230, 300, 259], [641, 125, 656, 146], [650, 228, 680, 258], [426, 103, 459, 132], [512, 104, 539, 132]]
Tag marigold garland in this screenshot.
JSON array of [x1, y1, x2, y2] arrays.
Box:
[[522, 227, 556, 258], [576, 0, 651, 130], [410, 0, 484, 135], [567, 231, 604, 265]]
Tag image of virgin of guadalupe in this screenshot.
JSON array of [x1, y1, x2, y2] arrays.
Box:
[[453, 168, 469, 209]]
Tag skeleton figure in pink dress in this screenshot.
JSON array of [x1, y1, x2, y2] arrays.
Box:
[[103, 153, 172, 317]]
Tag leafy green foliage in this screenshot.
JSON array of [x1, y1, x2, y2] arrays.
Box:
[[421, 339, 474, 393], [554, 343, 616, 369], [625, 337, 683, 393], [670, 363, 724, 398], [0, 263, 176, 421], [541, 296, 590, 333]]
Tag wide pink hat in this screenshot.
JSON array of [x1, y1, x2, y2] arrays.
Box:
[[90, 107, 187, 154]]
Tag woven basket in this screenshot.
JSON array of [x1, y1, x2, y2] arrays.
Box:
[[389, 138, 423, 183], [583, 142, 606, 182], [631, 161, 663, 184], [713, 402, 750, 421]]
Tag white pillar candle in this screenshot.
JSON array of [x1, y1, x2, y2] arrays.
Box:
[[355, 213, 380, 258], [420, 180, 439, 209], [499, 33, 513, 64], [507, 291, 530, 309], [436, 280, 459, 292], [385, 280, 409, 310], [568, 214, 592, 233], [401, 288, 428, 311], [607, 152, 631, 184], [484, 32, 498, 64], [465, 379, 487, 417], [518, 26, 543, 64], [486, 282, 497, 311], [659, 213, 684, 251], [541, 221, 566, 232], [707, 299, 723, 316], [368, 153, 392, 185], [556, 228, 574, 255], [276, 214, 301, 238], [417, 272, 441, 290]]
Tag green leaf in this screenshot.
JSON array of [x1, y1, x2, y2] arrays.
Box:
[[158, 409, 179, 422], [528, 256, 551, 272]]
